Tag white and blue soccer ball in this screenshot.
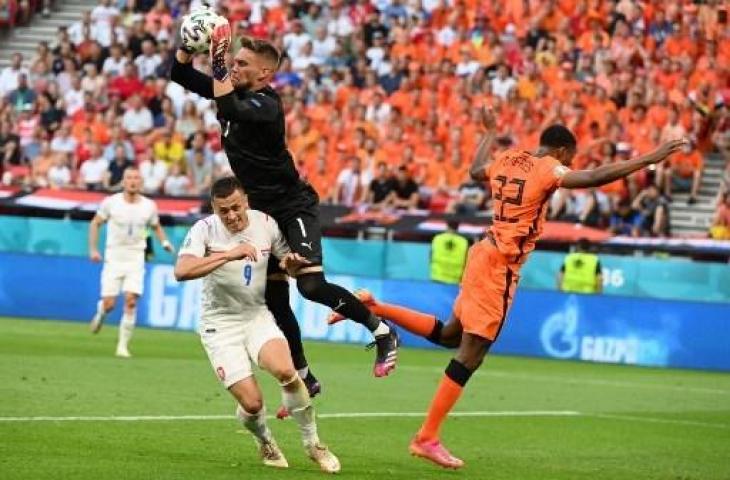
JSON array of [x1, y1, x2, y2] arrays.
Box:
[[180, 7, 220, 53]]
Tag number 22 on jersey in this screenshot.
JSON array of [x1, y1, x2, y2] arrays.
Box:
[[493, 175, 526, 223]]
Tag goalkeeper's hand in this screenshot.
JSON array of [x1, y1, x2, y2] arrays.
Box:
[[279, 253, 312, 276], [210, 16, 231, 82]]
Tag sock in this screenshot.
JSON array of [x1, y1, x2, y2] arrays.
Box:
[[117, 310, 136, 351], [96, 300, 106, 319], [236, 404, 272, 444], [417, 359, 473, 442], [369, 301, 437, 338], [281, 375, 319, 447], [297, 367, 309, 379], [297, 272, 380, 331], [266, 280, 308, 370], [373, 320, 390, 337]]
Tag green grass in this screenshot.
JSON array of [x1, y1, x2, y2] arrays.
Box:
[[1, 317, 729, 480]]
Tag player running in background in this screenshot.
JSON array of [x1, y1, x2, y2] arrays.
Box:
[[330, 108, 686, 469], [174, 177, 340, 473], [169, 17, 398, 387], [89, 168, 174, 357]]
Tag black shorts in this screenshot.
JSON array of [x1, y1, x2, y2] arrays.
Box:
[[248, 182, 323, 275]]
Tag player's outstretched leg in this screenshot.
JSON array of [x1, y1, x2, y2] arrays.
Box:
[[297, 273, 398, 378], [90, 297, 114, 334], [410, 333, 491, 469], [328, 290, 462, 348]]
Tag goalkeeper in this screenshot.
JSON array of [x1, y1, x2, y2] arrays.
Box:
[[169, 15, 399, 394]]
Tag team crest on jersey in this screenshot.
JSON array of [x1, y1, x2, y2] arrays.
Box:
[[216, 366, 225, 381]]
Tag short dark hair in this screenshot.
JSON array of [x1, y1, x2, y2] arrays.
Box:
[[576, 237, 591, 251], [539, 125, 577, 150], [210, 176, 244, 199], [240, 36, 281, 68]]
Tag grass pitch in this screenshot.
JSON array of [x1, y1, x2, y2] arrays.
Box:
[[1, 317, 729, 480]]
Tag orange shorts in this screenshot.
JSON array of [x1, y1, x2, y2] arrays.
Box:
[[453, 240, 520, 341]]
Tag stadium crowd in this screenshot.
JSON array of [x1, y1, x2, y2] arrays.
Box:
[[0, 0, 729, 238]]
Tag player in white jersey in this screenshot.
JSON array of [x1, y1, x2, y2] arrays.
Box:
[[88, 168, 174, 357], [174, 177, 340, 473]]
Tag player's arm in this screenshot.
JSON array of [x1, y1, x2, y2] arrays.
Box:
[[175, 252, 231, 281], [169, 49, 214, 99], [148, 204, 174, 253], [88, 213, 106, 262], [175, 223, 258, 280], [560, 139, 686, 189], [152, 223, 174, 253], [469, 106, 497, 182]]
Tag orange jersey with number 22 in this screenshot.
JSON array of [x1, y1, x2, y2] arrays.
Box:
[[486, 149, 570, 263]]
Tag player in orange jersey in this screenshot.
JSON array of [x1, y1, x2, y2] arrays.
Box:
[[328, 108, 686, 470]]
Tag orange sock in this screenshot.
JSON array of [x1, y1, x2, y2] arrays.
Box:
[[370, 302, 437, 337], [417, 374, 464, 442]]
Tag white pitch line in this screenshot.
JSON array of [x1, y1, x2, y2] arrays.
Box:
[[0, 411, 580, 423], [588, 413, 730, 430], [398, 365, 730, 396]]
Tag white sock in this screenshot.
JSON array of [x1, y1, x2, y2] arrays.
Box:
[[281, 376, 319, 447], [96, 300, 106, 319], [236, 404, 272, 444], [117, 310, 136, 351], [373, 321, 390, 337], [297, 367, 309, 379]]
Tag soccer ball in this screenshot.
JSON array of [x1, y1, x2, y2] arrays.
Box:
[[180, 7, 219, 53]]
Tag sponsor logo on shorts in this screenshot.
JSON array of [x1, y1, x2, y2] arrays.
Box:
[[300, 241, 313, 251], [216, 366, 225, 381], [205, 328, 216, 333]]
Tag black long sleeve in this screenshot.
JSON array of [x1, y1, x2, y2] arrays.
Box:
[[169, 57, 214, 99], [215, 90, 280, 123]]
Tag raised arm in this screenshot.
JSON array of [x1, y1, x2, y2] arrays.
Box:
[[561, 139, 686, 189], [169, 50, 214, 99], [469, 106, 497, 182]]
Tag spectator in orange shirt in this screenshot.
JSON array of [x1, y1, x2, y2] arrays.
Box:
[[662, 141, 703, 204]]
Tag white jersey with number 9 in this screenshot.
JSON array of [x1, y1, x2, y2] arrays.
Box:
[[178, 210, 290, 322]]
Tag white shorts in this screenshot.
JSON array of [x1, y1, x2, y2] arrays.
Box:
[[200, 310, 286, 388], [100, 261, 145, 297]]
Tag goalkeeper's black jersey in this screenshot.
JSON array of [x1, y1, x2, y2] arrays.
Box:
[[170, 58, 301, 200]]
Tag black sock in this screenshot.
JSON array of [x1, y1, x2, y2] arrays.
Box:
[[426, 320, 444, 346], [266, 279, 308, 370], [296, 272, 380, 331], [445, 359, 473, 387]]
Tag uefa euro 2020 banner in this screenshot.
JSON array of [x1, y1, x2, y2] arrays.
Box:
[[0, 252, 728, 371]]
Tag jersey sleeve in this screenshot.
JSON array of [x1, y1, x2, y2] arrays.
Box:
[[542, 157, 572, 191], [148, 201, 160, 227], [215, 90, 280, 123], [178, 221, 207, 258], [96, 196, 112, 221], [169, 57, 214, 99], [267, 215, 291, 259]]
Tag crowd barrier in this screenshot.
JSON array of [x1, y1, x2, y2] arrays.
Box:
[[0, 252, 728, 371], [1, 216, 728, 303]]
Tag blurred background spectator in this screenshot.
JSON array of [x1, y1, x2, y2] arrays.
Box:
[[0, 0, 727, 239]]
